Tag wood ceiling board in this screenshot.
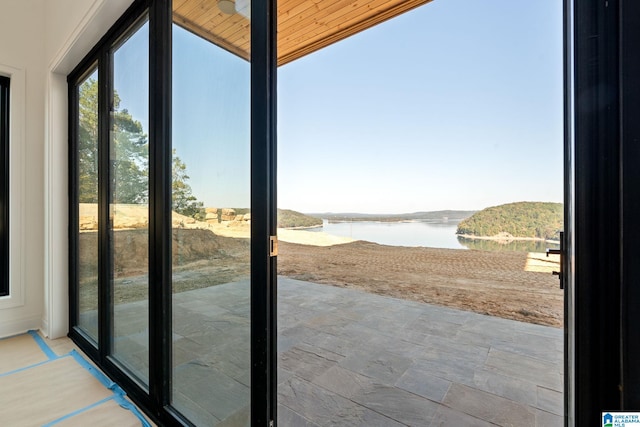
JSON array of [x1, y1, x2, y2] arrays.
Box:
[[216, 16, 250, 40], [174, 0, 251, 59], [278, 0, 433, 64], [279, 0, 382, 48], [172, 0, 190, 12], [174, 19, 250, 60], [174, 0, 434, 66], [278, 0, 354, 31], [174, 0, 216, 21], [277, 0, 319, 23]]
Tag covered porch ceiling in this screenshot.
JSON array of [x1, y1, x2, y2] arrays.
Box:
[[173, 0, 434, 66]]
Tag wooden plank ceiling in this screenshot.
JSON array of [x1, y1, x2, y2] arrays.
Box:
[[173, 0, 434, 66]]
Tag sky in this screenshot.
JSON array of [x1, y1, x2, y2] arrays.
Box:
[[115, 0, 564, 214], [277, 0, 564, 213]]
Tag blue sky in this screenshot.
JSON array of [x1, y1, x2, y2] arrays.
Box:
[[115, 0, 563, 214], [172, 26, 251, 209], [278, 0, 563, 213]]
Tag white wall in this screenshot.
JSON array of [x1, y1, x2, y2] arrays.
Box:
[[43, 0, 134, 339], [0, 0, 47, 337], [0, 0, 133, 338]]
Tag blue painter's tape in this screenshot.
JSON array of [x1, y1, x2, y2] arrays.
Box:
[[3, 332, 151, 426], [69, 349, 115, 389], [0, 359, 53, 377], [61, 351, 151, 425], [113, 391, 152, 427], [41, 396, 115, 427], [28, 330, 58, 360]]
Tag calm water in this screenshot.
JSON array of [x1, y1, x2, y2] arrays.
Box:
[[313, 220, 560, 252]]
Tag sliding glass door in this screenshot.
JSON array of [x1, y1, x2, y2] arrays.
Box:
[[75, 67, 100, 343], [111, 16, 151, 386], [68, 0, 277, 425], [170, 13, 251, 426]]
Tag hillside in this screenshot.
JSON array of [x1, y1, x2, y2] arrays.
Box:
[[310, 210, 476, 223], [456, 202, 563, 241], [216, 208, 323, 229], [277, 209, 323, 229]]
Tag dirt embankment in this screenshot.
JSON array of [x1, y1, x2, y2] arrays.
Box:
[[277, 240, 563, 327], [79, 224, 562, 327], [79, 228, 249, 277]]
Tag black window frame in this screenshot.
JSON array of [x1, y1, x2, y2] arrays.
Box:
[[0, 75, 9, 297], [68, 0, 156, 416], [67, 0, 277, 425]]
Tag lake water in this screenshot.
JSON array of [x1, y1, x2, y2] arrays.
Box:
[[312, 220, 560, 252]]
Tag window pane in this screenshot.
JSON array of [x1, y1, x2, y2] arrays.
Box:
[[170, 5, 251, 424], [77, 68, 99, 340], [111, 19, 150, 384]]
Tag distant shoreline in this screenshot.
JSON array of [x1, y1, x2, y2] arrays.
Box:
[[281, 225, 323, 230], [457, 233, 560, 245], [325, 218, 459, 224], [310, 210, 477, 224]]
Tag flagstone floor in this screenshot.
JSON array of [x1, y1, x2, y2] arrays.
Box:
[[276, 278, 563, 427], [81, 277, 564, 426]]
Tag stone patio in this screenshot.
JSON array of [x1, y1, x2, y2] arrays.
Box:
[[81, 277, 564, 426], [277, 278, 563, 427]]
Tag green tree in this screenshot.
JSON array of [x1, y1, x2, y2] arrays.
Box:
[[456, 202, 563, 240], [78, 78, 99, 202], [111, 105, 148, 204], [78, 78, 148, 204], [78, 79, 202, 217], [172, 150, 204, 218]]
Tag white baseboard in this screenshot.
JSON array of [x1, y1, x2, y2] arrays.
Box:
[[0, 315, 41, 339]]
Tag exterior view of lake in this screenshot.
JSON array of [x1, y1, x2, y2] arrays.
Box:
[[313, 220, 560, 252]]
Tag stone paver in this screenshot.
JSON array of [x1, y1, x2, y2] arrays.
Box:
[[106, 276, 565, 426], [277, 278, 563, 427]]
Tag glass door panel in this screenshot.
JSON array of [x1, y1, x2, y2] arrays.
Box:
[[69, 1, 276, 423], [170, 2, 251, 424], [77, 67, 100, 342], [111, 19, 150, 384]]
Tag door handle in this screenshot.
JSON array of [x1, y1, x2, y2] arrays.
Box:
[[546, 231, 564, 290]]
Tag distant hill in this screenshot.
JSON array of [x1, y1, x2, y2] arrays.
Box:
[[309, 210, 476, 223], [456, 202, 563, 241], [277, 209, 323, 229]]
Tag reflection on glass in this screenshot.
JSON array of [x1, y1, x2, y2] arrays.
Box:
[[457, 236, 560, 252], [77, 67, 99, 342], [111, 20, 150, 384], [171, 8, 251, 425]]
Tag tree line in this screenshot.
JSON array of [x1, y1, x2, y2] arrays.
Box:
[[456, 202, 563, 240], [78, 78, 202, 217]]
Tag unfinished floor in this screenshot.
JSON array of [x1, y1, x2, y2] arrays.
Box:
[[0, 331, 153, 426]]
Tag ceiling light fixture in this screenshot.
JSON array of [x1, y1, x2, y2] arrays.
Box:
[[219, 0, 236, 15]]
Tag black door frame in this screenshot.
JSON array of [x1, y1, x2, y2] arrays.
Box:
[[0, 75, 9, 298], [573, 0, 640, 423], [251, 0, 279, 425], [562, 0, 573, 423], [68, 0, 277, 425]]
